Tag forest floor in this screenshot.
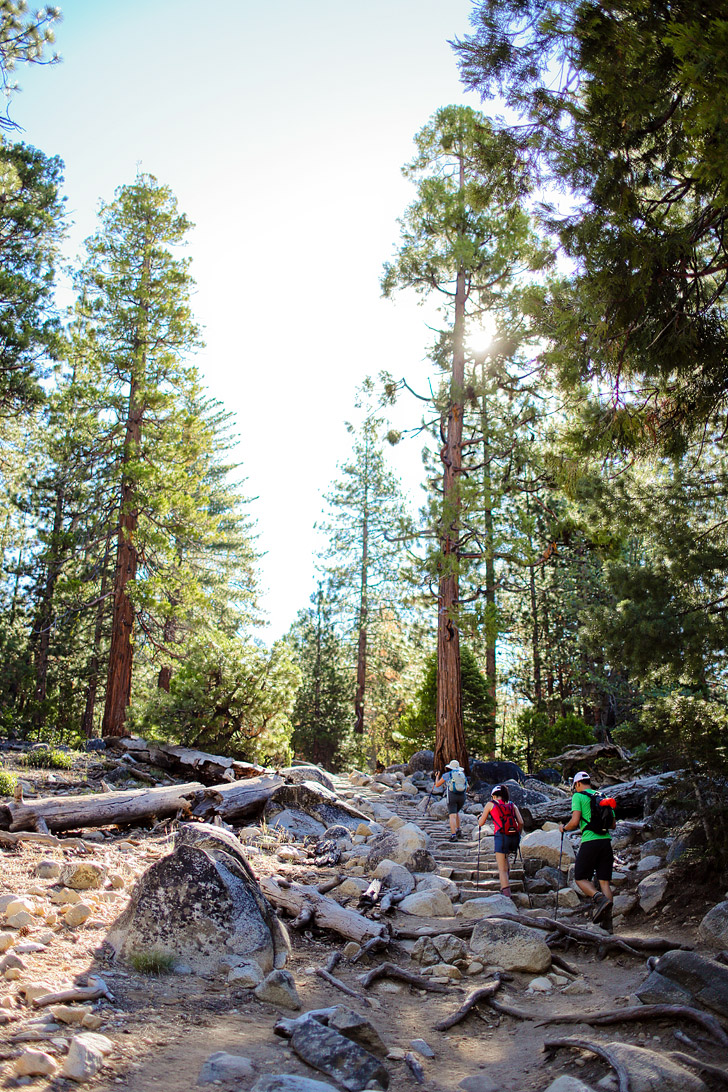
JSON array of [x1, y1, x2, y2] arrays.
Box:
[[0, 749, 724, 1092]]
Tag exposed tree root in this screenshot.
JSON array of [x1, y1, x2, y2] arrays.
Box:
[[314, 951, 371, 1008], [434, 975, 503, 1031], [543, 1037, 630, 1092], [535, 1003, 728, 1049], [359, 961, 450, 993], [668, 1051, 728, 1085]]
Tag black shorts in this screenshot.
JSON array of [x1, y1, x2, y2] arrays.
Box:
[[447, 790, 466, 814], [574, 838, 613, 882]]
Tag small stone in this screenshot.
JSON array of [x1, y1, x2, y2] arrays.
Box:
[[198, 1051, 255, 1084], [253, 969, 301, 1010], [14, 1048, 58, 1077], [4, 898, 34, 919], [466, 962, 484, 975], [50, 1004, 91, 1025], [527, 976, 553, 992], [227, 962, 264, 988], [0, 932, 14, 952], [61, 1031, 114, 1081], [51, 888, 81, 906], [6, 911, 34, 929], [410, 1038, 435, 1058], [65, 863, 106, 891], [0, 993, 16, 1008], [45, 911, 58, 926], [4, 967, 20, 980], [64, 903, 93, 928], [36, 860, 62, 880], [387, 1048, 406, 1060], [108, 873, 125, 889], [342, 942, 361, 960], [561, 978, 593, 996], [458, 1076, 498, 1092], [81, 1013, 104, 1030], [14, 941, 47, 953], [22, 983, 54, 1002]]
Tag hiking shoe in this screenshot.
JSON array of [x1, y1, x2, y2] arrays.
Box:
[[592, 893, 611, 923], [449, 833, 458, 842], [456, 829, 463, 839]]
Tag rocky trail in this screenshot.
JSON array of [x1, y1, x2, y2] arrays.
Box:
[[0, 742, 725, 1092]]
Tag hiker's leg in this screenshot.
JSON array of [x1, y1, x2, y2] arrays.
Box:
[[449, 812, 457, 835], [574, 841, 599, 898], [495, 851, 510, 893], [576, 878, 598, 897]]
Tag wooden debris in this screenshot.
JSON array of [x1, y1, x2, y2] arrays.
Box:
[[32, 977, 113, 1008], [544, 1037, 630, 1092], [404, 1051, 425, 1084], [316, 874, 344, 895], [535, 1002, 728, 1049], [494, 912, 688, 958], [0, 831, 92, 851], [1, 781, 205, 833], [393, 922, 476, 941], [434, 976, 503, 1031], [350, 936, 389, 964], [260, 877, 388, 944], [359, 962, 449, 993], [314, 952, 371, 1008]]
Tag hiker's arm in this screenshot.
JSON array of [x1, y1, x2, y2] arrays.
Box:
[[559, 809, 581, 833], [478, 802, 493, 827], [433, 774, 445, 788]]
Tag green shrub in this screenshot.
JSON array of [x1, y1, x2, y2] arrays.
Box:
[[127, 950, 176, 975], [0, 769, 17, 795], [17, 748, 76, 770]]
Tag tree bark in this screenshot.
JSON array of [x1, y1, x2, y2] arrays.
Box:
[[435, 150, 468, 775], [259, 876, 388, 944], [81, 530, 112, 738], [31, 484, 65, 726], [354, 444, 369, 737]]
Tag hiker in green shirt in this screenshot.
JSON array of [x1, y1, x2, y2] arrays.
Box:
[[559, 771, 616, 924]]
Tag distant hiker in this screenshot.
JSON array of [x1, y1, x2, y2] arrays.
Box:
[[478, 784, 523, 898], [434, 759, 468, 841], [559, 770, 616, 924]]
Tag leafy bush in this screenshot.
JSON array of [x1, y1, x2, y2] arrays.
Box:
[[508, 708, 595, 773], [0, 769, 17, 795]]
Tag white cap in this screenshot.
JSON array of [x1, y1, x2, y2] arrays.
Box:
[[571, 770, 591, 786]]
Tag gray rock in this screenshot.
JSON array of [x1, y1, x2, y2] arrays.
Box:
[[612, 822, 636, 851], [470, 918, 551, 972], [697, 900, 728, 948], [371, 860, 415, 896], [254, 969, 301, 1010], [637, 870, 669, 912], [431, 933, 467, 964], [636, 855, 663, 873], [640, 838, 671, 859], [636, 970, 693, 1007], [35, 860, 61, 880], [600, 1042, 706, 1092], [287, 1012, 389, 1091], [410, 1038, 434, 1058], [666, 820, 706, 864], [265, 782, 369, 833], [406, 750, 434, 773], [399, 889, 454, 917], [470, 759, 525, 786], [326, 1007, 388, 1057], [281, 765, 336, 792], [456, 894, 514, 920], [198, 1052, 255, 1084], [410, 936, 439, 966], [458, 1076, 498, 1092], [497, 779, 551, 807], [323, 825, 353, 847], [652, 949, 728, 1017], [535, 866, 565, 890], [251, 1077, 339, 1092], [414, 873, 459, 899], [61, 1032, 114, 1081], [521, 829, 575, 868], [543, 1079, 596, 1092], [270, 809, 327, 839], [107, 822, 289, 975], [366, 823, 435, 873]]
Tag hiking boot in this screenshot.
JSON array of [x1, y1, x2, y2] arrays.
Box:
[[456, 829, 463, 839], [449, 833, 458, 842], [592, 892, 611, 923]]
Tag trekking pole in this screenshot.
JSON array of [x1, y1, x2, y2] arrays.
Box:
[[423, 778, 435, 815], [476, 824, 481, 889], [554, 829, 564, 920]]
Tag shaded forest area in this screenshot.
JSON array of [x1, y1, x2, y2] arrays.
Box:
[[0, 1, 727, 820]]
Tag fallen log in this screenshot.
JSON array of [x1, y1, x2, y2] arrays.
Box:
[[259, 876, 387, 945], [32, 977, 113, 1007], [0, 781, 205, 833], [522, 772, 680, 827], [544, 1038, 630, 1092], [434, 976, 503, 1031], [103, 737, 267, 785], [392, 922, 476, 940], [0, 774, 284, 833]]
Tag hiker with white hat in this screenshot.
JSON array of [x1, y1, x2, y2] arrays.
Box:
[[434, 760, 468, 841], [559, 770, 616, 924]]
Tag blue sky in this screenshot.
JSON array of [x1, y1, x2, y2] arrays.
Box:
[[13, 0, 480, 638]]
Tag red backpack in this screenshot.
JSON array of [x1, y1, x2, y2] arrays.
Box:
[[491, 799, 520, 835]]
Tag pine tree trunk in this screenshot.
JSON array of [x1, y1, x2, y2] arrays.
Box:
[[529, 559, 542, 706], [32, 485, 65, 726], [80, 530, 112, 738], [354, 513, 368, 736], [435, 156, 468, 774], [481, 387, 497, 726]]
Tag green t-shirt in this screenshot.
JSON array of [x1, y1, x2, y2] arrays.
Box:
[[571, 790, 611, 842]]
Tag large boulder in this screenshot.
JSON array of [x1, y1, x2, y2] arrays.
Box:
[[520, 829, 575, 869], [469, 918, 551, 972], [470, 760, 525, 786], [697, 900, 728, 949], [494, 780, 551, 808], [637, 870, 669, 912], [365, 823, 436, 873], [281, 766, 336, 792], [665, 820, 706, 864], [264, 782, 369, 835], [456, 894, 514, 920], [406, 750, 435, 773], [107, 823, 289, 976], [645, 949, 728, 1017], [597, 1043, 706, 1092], [398, 890, 455, 917]]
